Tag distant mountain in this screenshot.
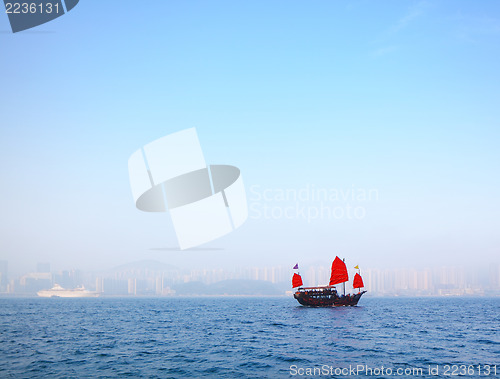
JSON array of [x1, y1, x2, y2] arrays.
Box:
[[173, 279, 286, 296]]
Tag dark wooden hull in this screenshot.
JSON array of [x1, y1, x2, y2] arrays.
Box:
[[294, 289, 366, 307]]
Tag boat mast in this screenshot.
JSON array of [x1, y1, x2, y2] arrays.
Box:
[[343, 258, 346, 296], [358, 266, 361, 293]]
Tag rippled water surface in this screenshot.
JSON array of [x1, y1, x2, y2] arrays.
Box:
[[0, 297, 498, 378]]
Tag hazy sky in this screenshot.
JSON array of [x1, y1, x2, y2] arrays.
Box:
[[1, 1, 499, 274]]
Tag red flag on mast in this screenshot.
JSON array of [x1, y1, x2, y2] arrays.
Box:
[[292, 273, 303, 288], [329, 256, 349, 286], [353, 273, 364, 289]]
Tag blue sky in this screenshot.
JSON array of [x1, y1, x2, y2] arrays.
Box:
[[0, 1, 499, 273]]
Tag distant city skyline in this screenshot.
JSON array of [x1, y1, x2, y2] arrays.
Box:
[[1, 259, 498, 298]]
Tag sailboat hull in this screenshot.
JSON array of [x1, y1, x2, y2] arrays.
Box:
[[294, 289, 366, 307]]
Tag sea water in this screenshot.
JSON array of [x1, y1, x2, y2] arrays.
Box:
[[0, 297, 498, 378]]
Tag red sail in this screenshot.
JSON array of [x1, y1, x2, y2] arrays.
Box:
[[292, 273, 303, 288], [353, 273, 364, 289], [329, 256, 348, 286]]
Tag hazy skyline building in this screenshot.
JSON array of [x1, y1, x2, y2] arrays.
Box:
[[0, 260, 7, 291]]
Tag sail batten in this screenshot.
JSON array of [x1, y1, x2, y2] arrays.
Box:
[[329, 256, 349, 286], [292, 273, 303, 288]]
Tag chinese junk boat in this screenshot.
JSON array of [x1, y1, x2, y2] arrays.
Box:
[[292, 257, 366, 307]]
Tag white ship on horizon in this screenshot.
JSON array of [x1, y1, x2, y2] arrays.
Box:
[[37, 284, 100, 298]]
